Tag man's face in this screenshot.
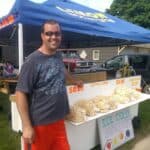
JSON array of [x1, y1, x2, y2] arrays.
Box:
[[41, 23, 62, 51]]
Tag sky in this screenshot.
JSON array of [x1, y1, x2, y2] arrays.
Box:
[[0, 0, 16, 17], [0, 0, 49, 17], [70, 0, 114, 12]]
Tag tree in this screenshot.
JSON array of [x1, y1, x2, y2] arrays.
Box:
[[107, 0, 150, 29]]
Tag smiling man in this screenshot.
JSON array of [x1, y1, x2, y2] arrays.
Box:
[[15, 20, 82, 150]]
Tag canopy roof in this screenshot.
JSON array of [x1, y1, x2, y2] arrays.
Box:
[[0, 0, 150, 47]]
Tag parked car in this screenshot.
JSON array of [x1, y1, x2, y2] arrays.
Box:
[[101, 54, 150, 93], [60, 50, 96, 73]]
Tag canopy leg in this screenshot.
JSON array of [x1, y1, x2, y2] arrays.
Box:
[[18, 23, 24, 71]]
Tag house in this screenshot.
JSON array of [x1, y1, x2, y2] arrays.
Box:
[[75, 44, 150, 65]]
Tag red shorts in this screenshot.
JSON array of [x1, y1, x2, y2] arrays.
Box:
[[24, 120, 70, 150]]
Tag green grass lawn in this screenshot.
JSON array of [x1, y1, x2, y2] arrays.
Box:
[[0, 93, 150, 150]]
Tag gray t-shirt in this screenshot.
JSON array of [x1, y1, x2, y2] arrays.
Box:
[[16, 50, 69, 126]]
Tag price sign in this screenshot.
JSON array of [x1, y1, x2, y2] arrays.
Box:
[[98, 108, 134, 150]]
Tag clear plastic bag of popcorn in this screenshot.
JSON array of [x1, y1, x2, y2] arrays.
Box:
[[66, 105, 86, 123], [92, 96, 110, 113], [75, 100, 96, 117]]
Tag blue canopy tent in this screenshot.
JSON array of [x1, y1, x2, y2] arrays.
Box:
[[1, 0, 150, 69]]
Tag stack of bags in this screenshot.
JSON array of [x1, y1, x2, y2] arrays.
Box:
[[113, 86, 141, 104], [66, 86, 141, 123]]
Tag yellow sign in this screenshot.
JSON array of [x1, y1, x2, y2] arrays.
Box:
[[56, 6, 115, 23]]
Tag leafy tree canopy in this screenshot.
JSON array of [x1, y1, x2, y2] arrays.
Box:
[[107, 0, 150, 29]]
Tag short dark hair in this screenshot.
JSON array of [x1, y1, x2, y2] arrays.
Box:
[[41, 20, 61, 33]]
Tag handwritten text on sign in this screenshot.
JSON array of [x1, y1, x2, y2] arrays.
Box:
[[98, 108, 134, 150]]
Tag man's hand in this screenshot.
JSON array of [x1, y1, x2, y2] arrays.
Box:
[[73, 80, 83, 87], [23, 125, 35, 144], [15, 91, 35, 144]]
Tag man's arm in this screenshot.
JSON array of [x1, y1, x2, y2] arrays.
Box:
[[64, 68, 83, 86], [15, 91, 35, 144]]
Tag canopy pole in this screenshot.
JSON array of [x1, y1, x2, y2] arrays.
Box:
[[18, 23, 24, 71], [117, 45, 126, 55]]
